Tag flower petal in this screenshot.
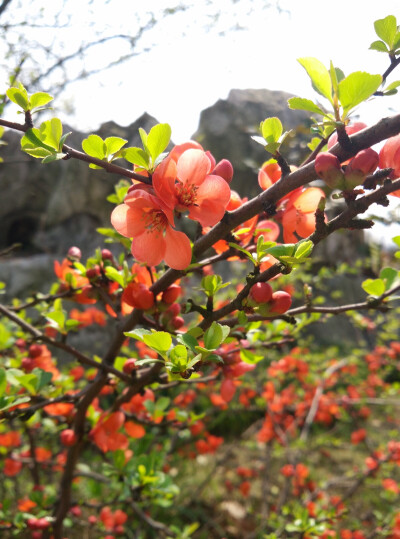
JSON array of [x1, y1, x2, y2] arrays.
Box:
[[111, 204, 146, 237], [293, 188, 325, 213], [177, 149, 211, 186], [131, 230, 166, 267], [164, 227, 192, 269]]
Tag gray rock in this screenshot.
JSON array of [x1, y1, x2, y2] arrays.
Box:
[[192, 88, 310, 197]]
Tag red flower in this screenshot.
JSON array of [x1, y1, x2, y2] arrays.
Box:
[[379, 134, 400, 196], [153, 148, 231, 227], [111, 186, 192, 269]]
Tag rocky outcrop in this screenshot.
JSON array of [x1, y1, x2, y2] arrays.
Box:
[[192, 89, 310, 197]]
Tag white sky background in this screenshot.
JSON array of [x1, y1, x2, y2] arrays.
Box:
[[54, 0, 400, 142], [2, 0, 400, 244]]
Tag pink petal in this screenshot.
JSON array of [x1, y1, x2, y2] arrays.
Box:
[[111, 204, 146, 237], [164, 226, 192, 269], [197, 174, 231, 206], [153, 157, 178, 210], [296, 212, 316, 238], [131, 230, 166, 266], [293, 188, 325, 213], [176, 149, 211, 186]]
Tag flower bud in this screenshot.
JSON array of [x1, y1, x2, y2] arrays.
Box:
[[123, 358, 137, 374], [269, 291, 292, 314], [315, 152, 344, 189], [67, 246, 82, 261], [101, 248, 114, 261], [347, 148, 379, 175], [212, 159, 234, 184], [249, 282, 273, 304], [161, 284, 182, 304], [60, 429, 77, 447]]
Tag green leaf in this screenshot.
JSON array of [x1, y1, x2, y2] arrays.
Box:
[[104, 137, 127, 158], [264, 244, 296, 259], [146, 123, 171, 162], [338, 72, 382, 114], [374, 15, 398, 49], [201, 274, 230, 297], [32, 368, 53, 391], [125, 328, 152, 341], [30, 92, 53, 109], [82, 134, 106, 160], [294, 240, 314, 259], [42, 153, 66, 163], [37, 118, 63, 151], [169, 344, 188, 367], [260, 117, 283, 143], [138, 127, 149, 154], [380, 267, 398, 290], [122, 147, 150, 168], [177, 333, 199, 353], [203, 322, 229, 350], [384, 80, 400, 94], [362, 278, 385, 297], [297, 57, 333, 103], [369, 40, 389, 53], [104, 266, 125, 287], [240, 348, 264, 364], [21, 128, 56, 154], [0, 368, 6, 397], [287, 97, 326, 116], [6, 86, 29, 110], [142, 331, 172, 354]]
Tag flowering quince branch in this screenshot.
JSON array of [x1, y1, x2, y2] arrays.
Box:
[[2, 20, 400, 537]]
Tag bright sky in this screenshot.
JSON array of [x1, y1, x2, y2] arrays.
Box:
[[56, 0, 400, 143], [2, 0, 400, 244]]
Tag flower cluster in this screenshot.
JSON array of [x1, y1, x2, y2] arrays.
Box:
[[111, 142, 232, 269]]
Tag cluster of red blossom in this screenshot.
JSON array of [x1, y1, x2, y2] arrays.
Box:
[[111, 142, 232, 269]]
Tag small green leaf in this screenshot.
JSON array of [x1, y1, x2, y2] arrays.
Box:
[[338, 72, 382, 114], [122, 147, 150, 168], [40, 118, 62, 150], [142, 331, 172, 354], [177, 333, 199, 353], [203, 322, 229, 350], [297, 57, 333, 103], [260, 117, 283, 143], [104, 137, 127, 158], [362, 278, 385, 297], [138, 127, 149, 153], [294, 240, 314, 259], [82, 134, 106, 160], [169, 344, 188, 367], [287, 97, 326, 116], [240, 348, 264, 364], [146, 123, 171, 162], [264, 244, 296, 258], [104, 266, 125, 287], [0, 368, 6, 397], [374, 15, 397, 49], [6, 86, 29, 110], [30, 92, 53, 109], [32, 368, 53, 391], [369, 40, 389, 53], [380, 267, 398, 290]]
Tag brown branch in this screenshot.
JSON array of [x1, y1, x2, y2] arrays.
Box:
[[0, 118, 151, 185], [0, 303, 131, 383]]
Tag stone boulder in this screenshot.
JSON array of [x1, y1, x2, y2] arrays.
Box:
[[192, 88, 310, 198]]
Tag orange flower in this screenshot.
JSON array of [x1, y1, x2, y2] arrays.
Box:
[[153, 148, 231, 227], [111, 186, 192, 269], [90, 411, 128, 453], [379, 133, 400, 196], [281, 187, 325, 243]]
